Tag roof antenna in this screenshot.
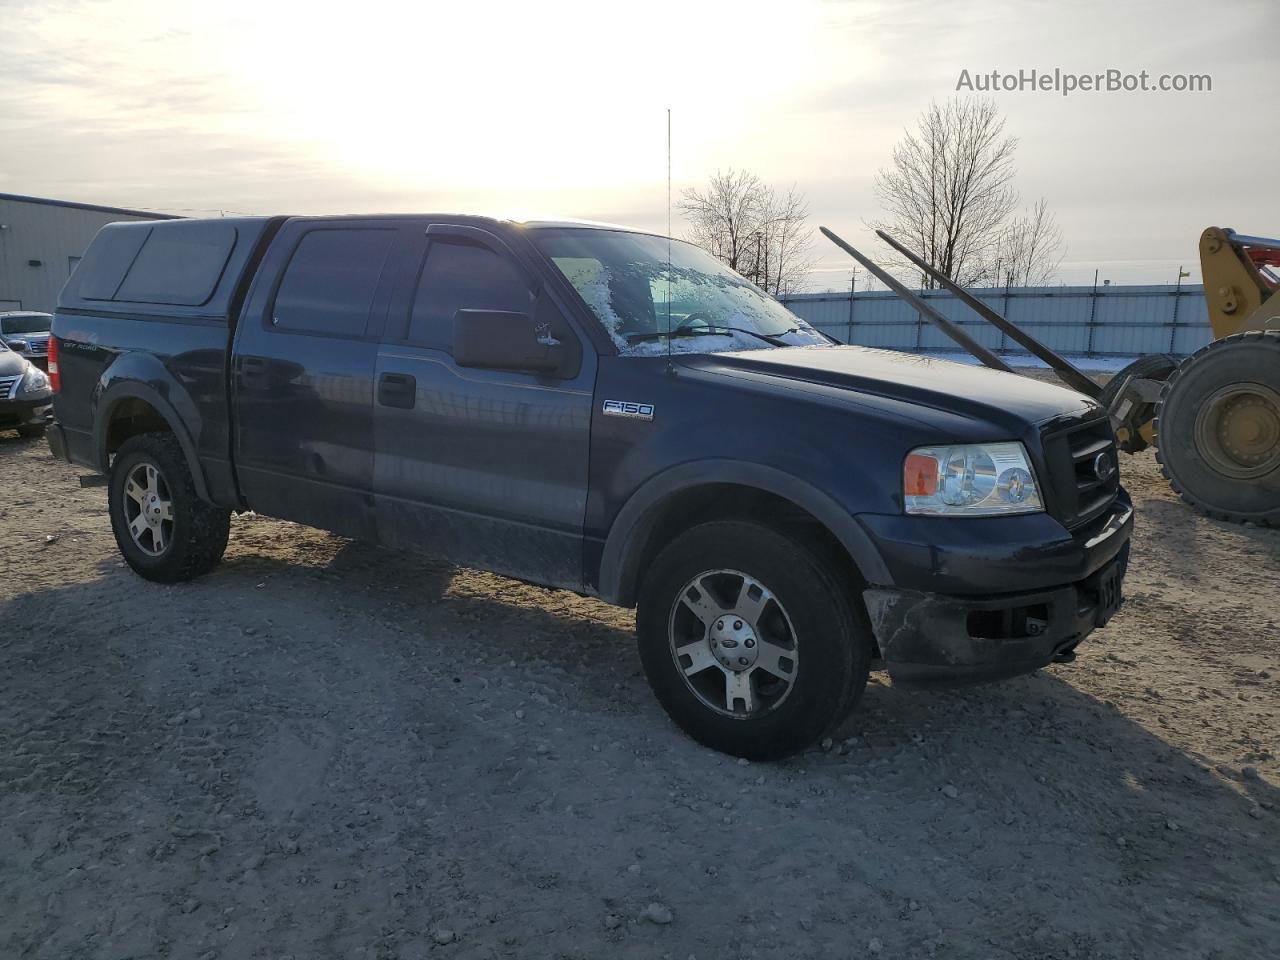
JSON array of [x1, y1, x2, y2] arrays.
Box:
[[666, 107, 674, 374]]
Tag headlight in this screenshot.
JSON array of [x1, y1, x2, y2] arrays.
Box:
[[18, 366, 51, 396], [904, 441, 1043, 516]]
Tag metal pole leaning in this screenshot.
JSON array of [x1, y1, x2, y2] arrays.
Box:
[[873, 229, 1102, 399], [819, 227, 1014, 374]]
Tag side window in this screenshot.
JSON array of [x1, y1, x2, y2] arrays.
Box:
[[115, 221, 238, 306], [273, 228, 395, 337], [406, 240, 534, 350]]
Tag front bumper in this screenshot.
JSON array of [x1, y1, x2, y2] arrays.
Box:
[[861, 495, 1133, 685], [0, 395, 52, 430]]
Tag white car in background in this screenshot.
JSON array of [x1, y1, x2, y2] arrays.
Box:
[[0, 311, 53, 370], [0, 337, 52, 438]]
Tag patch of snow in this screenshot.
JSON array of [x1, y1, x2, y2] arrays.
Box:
[[573, 275, 630, 351], [621, 330, 779, 357], [904, 350, 1141, 374]]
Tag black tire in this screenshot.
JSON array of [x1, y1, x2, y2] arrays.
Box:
[[1154, 330, 1280, 526], [1098, 353, 1178, 454], [636, 520, 871, 760], [16, 423, 46, 439], [108, 432, 231, 582]]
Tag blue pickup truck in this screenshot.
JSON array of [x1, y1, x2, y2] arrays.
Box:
[[46, 215, 1132, 758]]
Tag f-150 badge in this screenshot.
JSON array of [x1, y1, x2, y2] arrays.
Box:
[[603, 400, 655, 421]]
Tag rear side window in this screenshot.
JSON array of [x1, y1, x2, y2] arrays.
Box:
[[407, 240, 533, 350], [78, 225, 152, 300], [114, 221, 238, 306], [273, 229, 395, 337]]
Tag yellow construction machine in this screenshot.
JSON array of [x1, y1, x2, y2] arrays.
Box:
[[821, 225, 1280, 527], [1104, 228, 1280, 525]]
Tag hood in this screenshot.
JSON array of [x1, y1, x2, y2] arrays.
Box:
[[681, 345, 1096, 431], [0, 349, 28, 378]]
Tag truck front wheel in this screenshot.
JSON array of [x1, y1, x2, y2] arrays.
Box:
[[636, 520, 870, 760], [108, 433, 231, 583]]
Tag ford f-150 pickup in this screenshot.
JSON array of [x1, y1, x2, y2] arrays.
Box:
[[46, 215, 1132, 758]]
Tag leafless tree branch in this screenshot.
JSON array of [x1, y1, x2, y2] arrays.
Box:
[[871, 97, 1022, 288], [679, 170, 814, 296]]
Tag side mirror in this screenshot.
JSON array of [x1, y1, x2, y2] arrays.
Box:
[[453, 309, 562, 373]]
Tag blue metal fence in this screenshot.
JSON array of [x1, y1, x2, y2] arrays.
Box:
[[779, 283, 1213, 358]]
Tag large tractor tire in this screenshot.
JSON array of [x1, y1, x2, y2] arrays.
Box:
[[1098, 353, 1179, 454], [1154, 331, 1280, 526]]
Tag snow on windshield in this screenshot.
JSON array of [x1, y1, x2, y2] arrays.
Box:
[[535, 229, 829, 356]]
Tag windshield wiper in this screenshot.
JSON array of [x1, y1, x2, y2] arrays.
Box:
[[625, 324, 730, 344], [625, 323, 791, 347]]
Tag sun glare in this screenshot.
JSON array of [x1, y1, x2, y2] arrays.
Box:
[[194, 0, 825, 198]]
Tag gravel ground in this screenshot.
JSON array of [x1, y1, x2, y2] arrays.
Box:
[[1, 427, 1277, 960]]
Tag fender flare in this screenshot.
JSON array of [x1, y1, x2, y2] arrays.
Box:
[[94, 381, 213, 502], [596, 459, 891, 606]]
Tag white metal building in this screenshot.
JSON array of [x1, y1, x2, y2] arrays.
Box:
[[0, 193, 175, 313]]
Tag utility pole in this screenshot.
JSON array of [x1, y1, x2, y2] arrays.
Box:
[[847, 268, 857, 344], [1170, 265, 1190, 352]]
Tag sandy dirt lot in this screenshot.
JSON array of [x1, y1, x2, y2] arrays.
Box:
[[1, 429, 1277, 960]]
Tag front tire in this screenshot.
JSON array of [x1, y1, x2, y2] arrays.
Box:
[[108, 433, 231, 582], [16, 423, 46, 439], [637, 520, 870, 760]]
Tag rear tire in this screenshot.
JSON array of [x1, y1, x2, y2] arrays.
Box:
[[1154, 331, 1280, 525], [108, 433, 231, 582], [636, 520, 870, 760]]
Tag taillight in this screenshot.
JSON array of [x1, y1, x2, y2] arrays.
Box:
[[47, 335, 60, 392]]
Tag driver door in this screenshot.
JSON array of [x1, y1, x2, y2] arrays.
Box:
[[373, 223, 595, 590]]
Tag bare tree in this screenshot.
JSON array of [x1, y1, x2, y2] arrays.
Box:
[[993, 198, 1064, 287], [679, 169, 763, 275], [872, 97, 1019, 287], [680, 170, 814, 296]]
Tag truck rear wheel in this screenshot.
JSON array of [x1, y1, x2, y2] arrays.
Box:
[[1154, 330, 1280, 525], [108, 433, 231, 582], [636, 520, 870, 759]]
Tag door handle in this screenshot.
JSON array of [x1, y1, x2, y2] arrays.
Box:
[[378, 372, 416, 409]]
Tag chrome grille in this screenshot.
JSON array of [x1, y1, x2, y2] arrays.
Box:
[[23, 335, 49, 355], [0, 375, 19, 400], [1041, 417, 1121, 529]]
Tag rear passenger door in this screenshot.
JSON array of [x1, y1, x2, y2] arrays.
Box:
[[373, 223, 594, 589], [233, 220, 401, 538]]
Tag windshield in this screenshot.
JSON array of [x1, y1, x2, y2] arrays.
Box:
[[1, 314, 51, 335], [532, 228, 828, 356]]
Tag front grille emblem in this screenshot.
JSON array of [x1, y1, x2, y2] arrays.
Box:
[[1093, 450, 1116, 482]]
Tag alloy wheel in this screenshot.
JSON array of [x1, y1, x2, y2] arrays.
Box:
[[122, 462, 174, 556], [667, 569, 800, 718]]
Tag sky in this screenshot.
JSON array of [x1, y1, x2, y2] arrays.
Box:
[[1, 0, 1276, 289]]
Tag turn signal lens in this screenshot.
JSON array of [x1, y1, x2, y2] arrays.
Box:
[[903, 453, 939, 496]]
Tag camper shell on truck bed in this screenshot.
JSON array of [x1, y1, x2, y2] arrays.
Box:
[[52, 217, 284, 503], [47, 214, 1134, 760]]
